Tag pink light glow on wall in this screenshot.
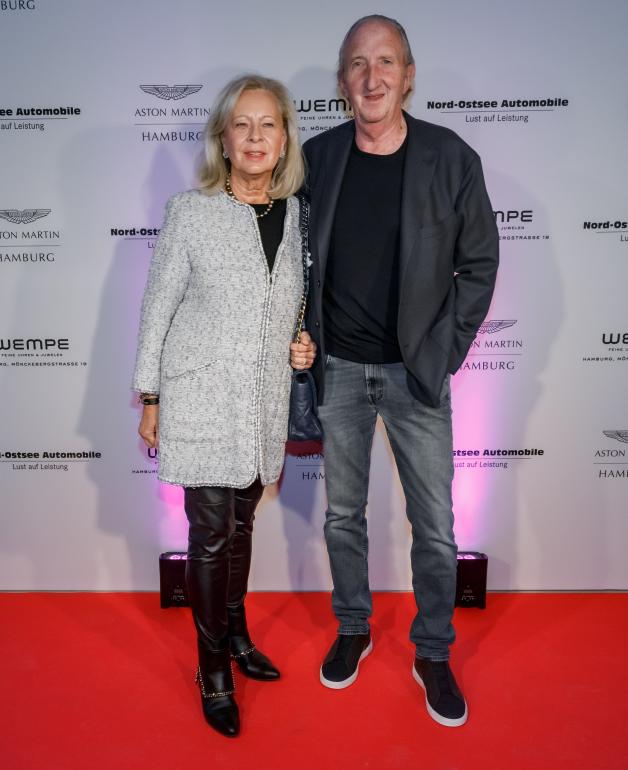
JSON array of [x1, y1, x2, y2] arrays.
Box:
[[451, 373, 493, 547]]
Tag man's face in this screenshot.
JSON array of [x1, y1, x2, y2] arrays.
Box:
[[339, 21, 415, 128]]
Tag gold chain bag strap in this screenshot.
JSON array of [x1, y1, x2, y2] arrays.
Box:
[[287, 196, 323, 442]]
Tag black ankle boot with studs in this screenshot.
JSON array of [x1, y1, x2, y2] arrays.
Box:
[[196, 644, 240, 737], [228, 605, 280, 681]]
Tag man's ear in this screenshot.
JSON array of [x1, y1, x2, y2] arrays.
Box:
[[403, 63, 416, 97]]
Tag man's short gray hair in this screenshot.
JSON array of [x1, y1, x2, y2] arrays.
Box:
[[337, 14, 415, 80]]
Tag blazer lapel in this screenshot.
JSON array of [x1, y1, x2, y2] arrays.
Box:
[[314, 123, 353, 283], [399, 116, 438, 282]]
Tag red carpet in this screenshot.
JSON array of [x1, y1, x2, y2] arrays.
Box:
[[1, 592, 626, 770]]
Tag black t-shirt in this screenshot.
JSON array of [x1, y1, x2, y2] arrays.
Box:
[[323, 136, 407, 363], [252, 197, 287, 273]]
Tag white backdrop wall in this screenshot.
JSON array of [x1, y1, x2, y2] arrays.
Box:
[[1, 0, 626, 591]]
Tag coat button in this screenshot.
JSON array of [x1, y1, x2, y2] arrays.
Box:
[[315, 321, 320, 328], [317, 280, 321, 287]]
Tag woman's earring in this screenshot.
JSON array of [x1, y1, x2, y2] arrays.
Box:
[[222, 148, 229, 159]]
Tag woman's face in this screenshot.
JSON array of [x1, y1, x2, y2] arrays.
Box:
[[222, 89, 287, 183]]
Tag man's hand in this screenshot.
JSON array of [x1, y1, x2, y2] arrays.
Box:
[[139, 404, 159, 448], [290, 330, 317, 370]]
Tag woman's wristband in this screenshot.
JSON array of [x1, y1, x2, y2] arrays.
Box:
[[139, 393, 160, 406]]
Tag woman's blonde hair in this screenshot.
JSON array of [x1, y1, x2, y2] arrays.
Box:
[[198, 73, 304, 199]]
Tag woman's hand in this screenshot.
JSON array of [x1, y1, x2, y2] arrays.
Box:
[[290, 330, 317, 370], [139, 404, 159, 448]]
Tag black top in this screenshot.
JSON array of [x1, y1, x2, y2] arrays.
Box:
[[252, 197, 287, 273], [323, 136, 407, 363]]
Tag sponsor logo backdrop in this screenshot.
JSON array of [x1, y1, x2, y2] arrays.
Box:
[[1, 0, 626, 590]]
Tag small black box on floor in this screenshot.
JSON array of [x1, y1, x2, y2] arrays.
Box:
[[455, 552, 488, 609], [159, 552, 189, 608]]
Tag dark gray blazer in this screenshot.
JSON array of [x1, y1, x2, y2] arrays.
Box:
[[303, 112, 499, 407]]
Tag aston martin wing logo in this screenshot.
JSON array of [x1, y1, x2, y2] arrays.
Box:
[[140, 84, 203, 100], [478, 320, 517, 334], [603, 430, 628, 444], [0, 209, 51, 224]]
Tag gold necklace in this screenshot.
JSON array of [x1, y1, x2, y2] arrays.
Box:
[[225, 174, 274, 219]]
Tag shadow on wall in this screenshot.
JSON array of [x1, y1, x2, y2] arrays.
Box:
[[452, 168, 564, 590], [70, 125, 190, 591], [277, 440, 328, 593]]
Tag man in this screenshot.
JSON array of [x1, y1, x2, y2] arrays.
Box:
[[291, 15, 498, 727]]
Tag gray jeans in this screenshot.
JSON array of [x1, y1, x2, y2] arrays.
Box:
[[317, 355, 457, 660]]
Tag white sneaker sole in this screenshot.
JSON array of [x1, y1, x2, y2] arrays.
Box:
[[412, 665, 468, 727], [320, 639, 373, 690]]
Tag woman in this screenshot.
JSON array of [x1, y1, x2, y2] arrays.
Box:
[[132, 74, 315, 737]]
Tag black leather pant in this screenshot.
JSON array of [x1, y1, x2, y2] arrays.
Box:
[[184, 478, 264, 653]]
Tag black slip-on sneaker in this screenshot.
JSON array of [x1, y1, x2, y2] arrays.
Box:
[[320, 633, 372, 689], [413, 657, 468, 727]]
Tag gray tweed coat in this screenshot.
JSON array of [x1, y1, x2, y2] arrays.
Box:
[[132, 190, 303, 487]]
